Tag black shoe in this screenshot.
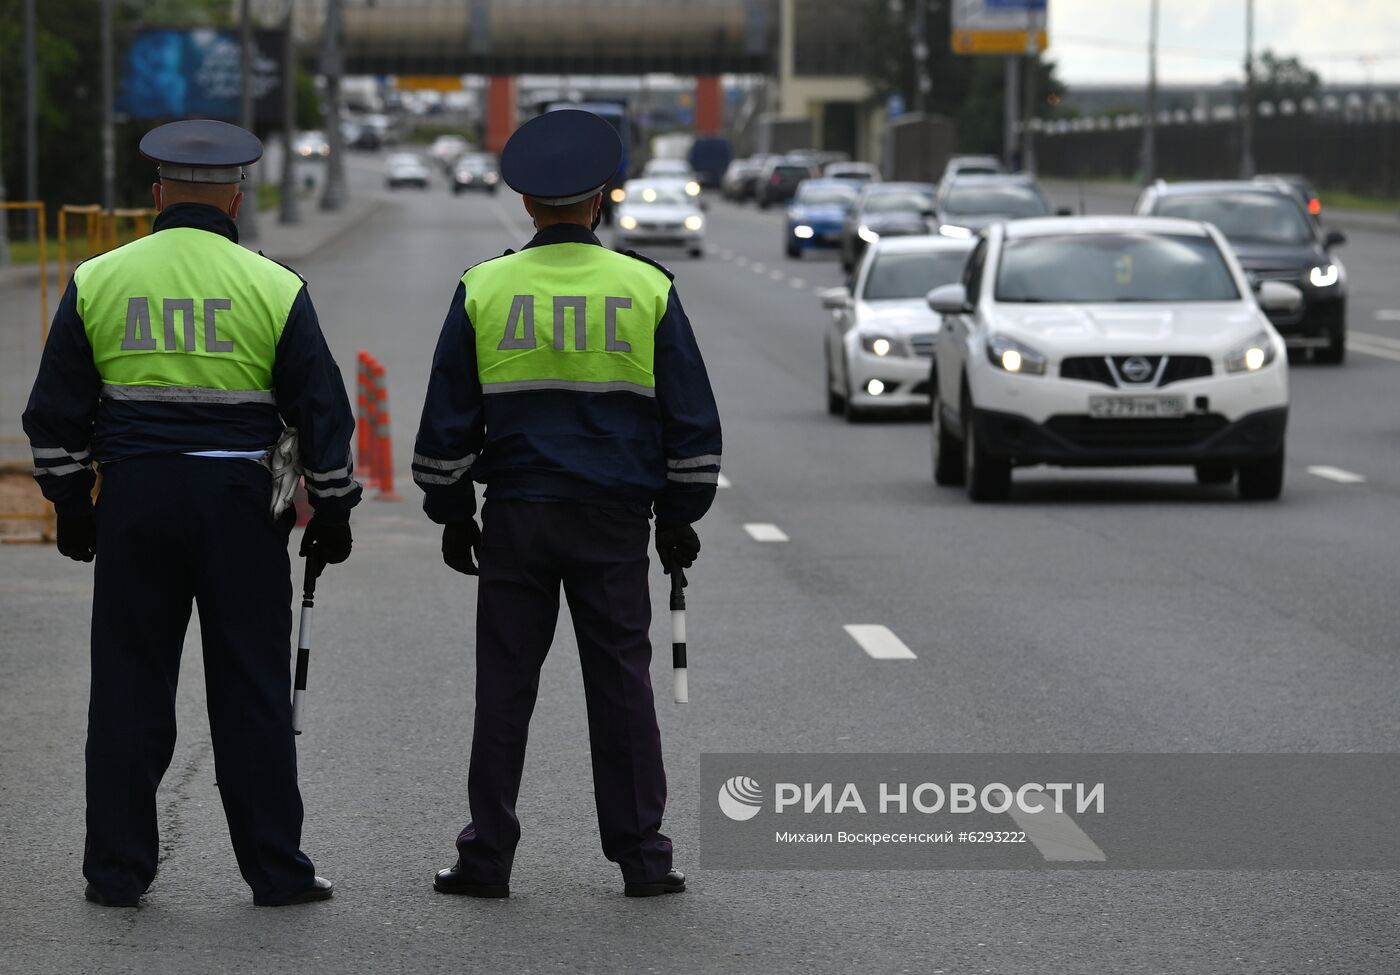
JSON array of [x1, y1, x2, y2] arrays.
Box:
[[254, 876, 334, 907], [624, 869, 686, 898], [84, 883, 140, 908], [433, 861, 510, 898]]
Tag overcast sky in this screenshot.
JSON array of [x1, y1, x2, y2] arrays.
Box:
[[1044, 0, 1400, 86]]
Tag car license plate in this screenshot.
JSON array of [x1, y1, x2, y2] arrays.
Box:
[[1088, 395, 1186, 419]]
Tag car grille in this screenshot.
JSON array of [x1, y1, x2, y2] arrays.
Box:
[[640, 221, 684, 232], [1044, 414, 1229, 450], [1059, 355, 1212, 387], [909, 333, 936, 357], [1249, 268, 1304, 285]]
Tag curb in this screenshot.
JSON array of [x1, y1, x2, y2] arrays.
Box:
[[249, 196, 387, 265]]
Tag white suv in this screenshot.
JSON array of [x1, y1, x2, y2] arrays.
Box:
[[928, 217, 1299, 501]]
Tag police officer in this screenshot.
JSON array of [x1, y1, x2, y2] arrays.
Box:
[[415, 109, 721, 898], [23, 121, 360, 908]]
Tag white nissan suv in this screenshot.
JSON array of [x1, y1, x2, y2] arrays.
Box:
[[928, 217, 1299, 501]]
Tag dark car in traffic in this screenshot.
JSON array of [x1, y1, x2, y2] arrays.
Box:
[[932, 174, 1053, 237], [1136, 180, 1348, 362], [756, 157, 818, 209], [839, 182, 936, 272]]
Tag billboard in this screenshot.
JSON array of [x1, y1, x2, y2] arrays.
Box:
[[118, 29, 283, 121], [951, 0, 1049, 56]]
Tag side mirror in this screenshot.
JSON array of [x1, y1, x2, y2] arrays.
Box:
[[821, 286, 852, 310], [927, 283, 971, 315], [1257, 280, 1304, 316], [1324, 228, 1347, 249], [1055, 207, 1074, 217]]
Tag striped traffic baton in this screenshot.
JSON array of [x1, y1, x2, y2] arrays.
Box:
[[671, 566, 688, 704], [292, 555, 324, 734]]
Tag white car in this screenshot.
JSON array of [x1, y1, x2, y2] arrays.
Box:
[[428, 134, 470, 170], [640, 158, 702, 201], [613, 180, 705, 258], [385, 153, 430, 189], [822, 235, 974, 421], [928, 216, 1299, 501]]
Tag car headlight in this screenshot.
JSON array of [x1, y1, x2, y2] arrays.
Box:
[[1224, 330, 1277, 373], [857, 225, 880, 243], [985, 334, 1047, 375], [939, 225, 973, 239], [793, 225, 814, 239], [685, 181, 701, 196], [683, 214, 704, 231], [618, 215, 639, 231], [860, 333, 906, 357], [610, 188, 626, 203], [484, 172, 498, 183], [1309, 264, 1338, 287]]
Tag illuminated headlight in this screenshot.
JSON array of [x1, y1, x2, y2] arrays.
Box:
[[939, 225, 973, 239], [610, 188, 626, 203], [618, 215, 639, 231], [793, 225, 815, 239], [866, 379, 886, 396], [683, 214, 704, 231], [685, 181, 701, 196], [857, 225, 880, 243], [985, 334, 1047, 375], [1225, 330, 1277, 373], [1309, 264, 1339, 287], [642, 189, 657, 203], [860, 333, 904, 357], [484, 172, 498, 184]]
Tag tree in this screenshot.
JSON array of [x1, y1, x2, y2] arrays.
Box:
[[861, 0, 1066, 155], [1255, 50, 1321, 106]]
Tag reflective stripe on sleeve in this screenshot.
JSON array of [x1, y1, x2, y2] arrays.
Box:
[[306, 480, 360, 499], [305, 464, 351, 483], [667, 471, 720, 485], [666, 454, 721, 470], [412, 452, 476, 472], [414, 469, 470, 486], [100, 384, 276, 405], [481, 379, 656, 398], [34, 461, 91, 478], [32, 446, 91, 462]]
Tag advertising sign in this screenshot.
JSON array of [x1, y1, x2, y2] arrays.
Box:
[[951, 0, 1049, 56], [118, 28, 283, 121]]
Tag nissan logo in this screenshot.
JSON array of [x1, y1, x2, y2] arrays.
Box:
[[1120, 356, 1155, 383]]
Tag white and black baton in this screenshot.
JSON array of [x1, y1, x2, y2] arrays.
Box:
[[292, 556, 323, 735], [670, 566, 688, 704]]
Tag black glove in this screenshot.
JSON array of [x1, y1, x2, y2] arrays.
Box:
[[654, 522, 700, 575], [55, 503, 96, 563], [442, 519, 480, 576], [300, 515, 352, 566]]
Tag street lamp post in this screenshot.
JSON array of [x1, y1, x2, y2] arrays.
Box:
[[238, 0, 261, 243], [1240, 0, 1256, 178], [279, 0, 300, 225], [101, 0, 115, 210], [320, 0, 347, 211], [1142, 0, 1159, 184]]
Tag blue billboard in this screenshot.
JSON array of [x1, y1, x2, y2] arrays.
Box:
[[118, 28, 282, 121]]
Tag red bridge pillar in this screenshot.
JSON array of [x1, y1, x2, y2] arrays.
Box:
[[695, 75, 722, 135], [486, 76, 517, 154]]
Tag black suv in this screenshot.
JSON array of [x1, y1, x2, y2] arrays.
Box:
[[1136, 180, 1348, 362]]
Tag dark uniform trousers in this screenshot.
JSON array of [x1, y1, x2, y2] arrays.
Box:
[[85, 455, 314, 902], [457, 499, 673, 884]]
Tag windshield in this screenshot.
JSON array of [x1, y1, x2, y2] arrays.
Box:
[[629, 186, 690, 206], [863, 250, 971, 301], [772, 165, 810, 181], [796, 185, 857, 206], [646, 160, 689, 175], [942, 185, 1048, 218], [1154, 192, 1313, 245], [995, 233, 1240, 303], [862, 190, 933, 215]]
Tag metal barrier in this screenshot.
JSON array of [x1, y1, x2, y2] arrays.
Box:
[[57, 205, 157, 287]]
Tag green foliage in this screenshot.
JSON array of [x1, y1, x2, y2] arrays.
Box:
[[296, 66, 323, 132], [1255, 50, 1321, 106], [860, 0, 1065, 155]]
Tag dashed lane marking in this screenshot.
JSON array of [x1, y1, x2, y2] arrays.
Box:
[[717, 473, 731, 489], [843, 624, 917, 660], [751, 262, 767, 273], [1307, 465, 1367, 484], [790, 278, 807, 289], [769, 269, 785, 281], [1007, 792, 1108, 862], [743, 522, 789, 542]]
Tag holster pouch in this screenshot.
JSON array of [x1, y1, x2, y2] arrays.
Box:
[[263, 427, 303, 518]]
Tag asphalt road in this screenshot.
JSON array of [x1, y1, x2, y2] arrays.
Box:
[[5, 160, 1400, 973]]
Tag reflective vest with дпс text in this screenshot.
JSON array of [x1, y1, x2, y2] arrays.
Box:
[[75, 227, 303, 404], [467, 242, 670, 397]]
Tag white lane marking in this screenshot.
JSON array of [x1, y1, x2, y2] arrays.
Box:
[[1375, 310, 1400, 322], [769, 269, 785, 281], [1350, 340, 1400, 364], [1007, 791, 1108, 862], [1352, 330, 1400, 350], [790, 278, 807, 289], [843, 624, 917, 660], [735, 255, 749, 267], [717, 473, 731, 489], [1307, 465, 1367, 484], [751, 262, 767, 273], [743, 522, 789, 542]]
